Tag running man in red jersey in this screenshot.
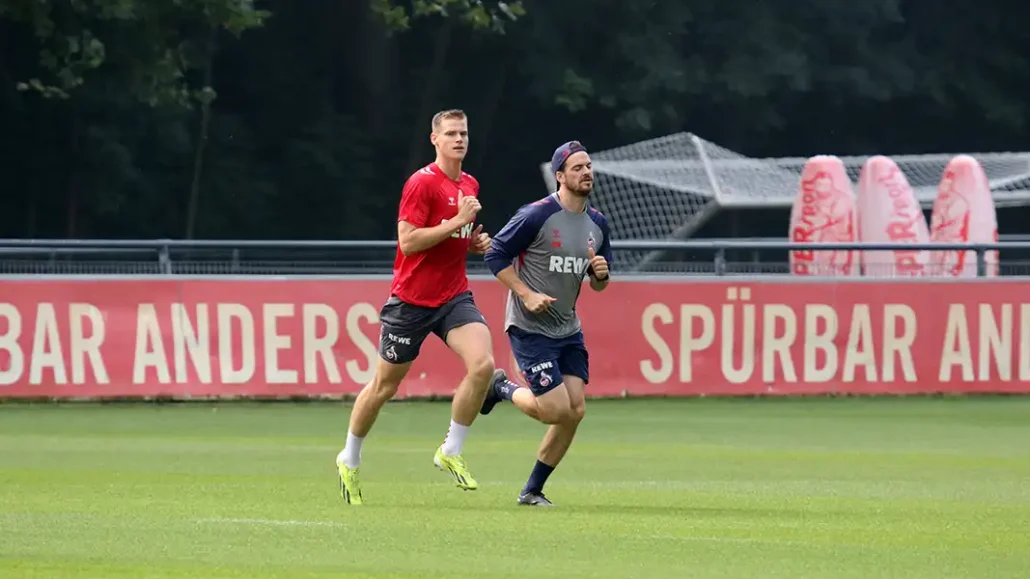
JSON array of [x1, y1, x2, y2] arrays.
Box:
[[336, 109, 505, 504]]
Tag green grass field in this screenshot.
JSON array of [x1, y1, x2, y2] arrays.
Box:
[[2, 397, 1030, 578]]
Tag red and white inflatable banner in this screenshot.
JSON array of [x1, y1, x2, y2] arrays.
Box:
[[929, 155, 1000, 277], [855, 155, 931, 277], [2, 278, 1029, 399], [788, 155, 858, 276]]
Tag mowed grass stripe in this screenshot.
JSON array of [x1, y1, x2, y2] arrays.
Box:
[[1, 398, 1029, 578]]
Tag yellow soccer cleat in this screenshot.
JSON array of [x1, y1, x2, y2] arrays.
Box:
[[433, 447, 479, 491], [336, 459, 364, 505]]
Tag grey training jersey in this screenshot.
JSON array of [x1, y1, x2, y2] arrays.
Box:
[[485, 193, 613, 339]]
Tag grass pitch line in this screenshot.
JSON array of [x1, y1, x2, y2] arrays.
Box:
[[197, 517, 346, 528], [648, 533, 797, 546]]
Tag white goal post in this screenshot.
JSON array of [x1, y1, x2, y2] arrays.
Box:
[[539, 132, 1030, 272]]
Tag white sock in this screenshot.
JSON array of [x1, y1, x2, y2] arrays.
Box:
[[440, 420, 469, 456], [338, 432, 363, 468]]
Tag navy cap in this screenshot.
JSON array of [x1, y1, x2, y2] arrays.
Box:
[[551, 140, 587, 175]]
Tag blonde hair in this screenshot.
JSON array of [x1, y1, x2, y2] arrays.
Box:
[[431, 109, 467, 131]]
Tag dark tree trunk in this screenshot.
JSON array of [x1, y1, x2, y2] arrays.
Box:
[[186, 30, 218, 240]]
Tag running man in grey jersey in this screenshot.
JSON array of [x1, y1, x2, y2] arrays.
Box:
[[482, 140, 613, 506]]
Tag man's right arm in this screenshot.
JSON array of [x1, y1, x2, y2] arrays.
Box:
[[484, 207, 538, 300], [396, 179, 469, 256], [398, 220, 465, 256]]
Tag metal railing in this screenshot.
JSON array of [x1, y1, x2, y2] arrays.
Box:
[[0, 238, 1028, 277]]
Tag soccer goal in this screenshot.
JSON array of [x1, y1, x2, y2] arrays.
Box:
[[539, 132, 1030, 272]]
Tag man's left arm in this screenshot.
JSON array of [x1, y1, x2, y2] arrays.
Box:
[[588, 215, 613, 292], [468, 224, 490, 254], [467, 188, 492, 254]]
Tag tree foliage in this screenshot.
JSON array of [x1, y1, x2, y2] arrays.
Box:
[[0, 0, 1026, 240], [371, 0, 524, 33], [1, 0, 268, 107]]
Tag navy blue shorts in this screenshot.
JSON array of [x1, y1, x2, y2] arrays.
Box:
[[508, 326, 589, 396]]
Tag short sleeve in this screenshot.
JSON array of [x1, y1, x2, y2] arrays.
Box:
[[397, 177, 432, 227]]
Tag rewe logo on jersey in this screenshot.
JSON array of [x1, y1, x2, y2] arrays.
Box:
[[446, 190, 475, 239], [445, 220, 475, 239], [548, 255, 588, 274]]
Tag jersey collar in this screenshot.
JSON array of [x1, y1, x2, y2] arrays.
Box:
[[551, 192, 590, 213]]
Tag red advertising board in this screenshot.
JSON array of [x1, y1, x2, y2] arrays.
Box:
[[1, 278, 1029, 399]]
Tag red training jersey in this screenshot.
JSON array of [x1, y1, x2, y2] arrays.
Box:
[[390, 163, 480, 307]]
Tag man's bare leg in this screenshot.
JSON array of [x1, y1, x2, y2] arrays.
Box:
[[335, 357, 412, 504], [510, 383, 572, 425], [339, 358, 412, 467], [418, 321, 495, 490], [536, 376, 588, 467], [441, 322, 495, 455], [520, 375, 586, 503]]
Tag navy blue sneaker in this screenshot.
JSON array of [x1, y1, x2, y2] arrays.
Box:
[[517, 491, 555, 507], [480, 369, 507, 415]]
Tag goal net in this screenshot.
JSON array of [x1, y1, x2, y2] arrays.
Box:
[[539, 132, 1030, 272]]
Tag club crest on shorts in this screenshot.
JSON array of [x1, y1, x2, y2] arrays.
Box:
[[384, 345, 397, 361], [538, 373, 552, 388]]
